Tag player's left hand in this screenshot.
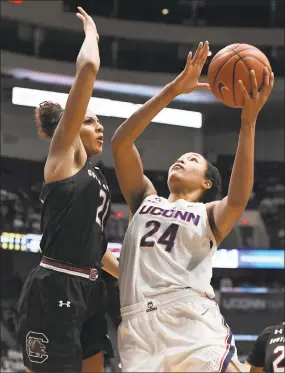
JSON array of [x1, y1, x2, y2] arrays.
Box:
[[239, 67, 274, 125], [76, 6, 99, 39], [172, 41, 210, 95]]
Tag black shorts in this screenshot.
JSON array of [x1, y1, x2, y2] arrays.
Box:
[[17, 264, 113, 372]]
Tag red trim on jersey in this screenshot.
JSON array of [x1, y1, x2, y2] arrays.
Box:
[[41, 256, 98, 277], [218, 318, 231, 372], [207, 296, 235, 372]]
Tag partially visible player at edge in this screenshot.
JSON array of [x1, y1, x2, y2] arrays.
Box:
[[17, 7, 118, 373], [112, 41, 274, 372], [246, 321, 285, 372]]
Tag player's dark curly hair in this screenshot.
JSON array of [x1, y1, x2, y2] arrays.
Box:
[[35, 101, 64, 139], [200, 159, 222, 203]]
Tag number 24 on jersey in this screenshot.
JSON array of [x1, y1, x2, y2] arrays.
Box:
[[140, 220, 179, 252]]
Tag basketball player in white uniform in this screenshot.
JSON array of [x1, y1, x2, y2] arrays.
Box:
[[112, 41, 274, 372]]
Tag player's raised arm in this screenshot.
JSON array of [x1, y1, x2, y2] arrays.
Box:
[[111, 41, 210, 214], [49, 7, 100, 157], [207, 68, 274, 244]]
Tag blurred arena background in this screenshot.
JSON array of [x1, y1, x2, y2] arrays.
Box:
[[0, 0, 284, 371]]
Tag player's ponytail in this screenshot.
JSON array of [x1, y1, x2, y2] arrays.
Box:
[[35, 101, 63, 139], [200, 160, 222, 203]]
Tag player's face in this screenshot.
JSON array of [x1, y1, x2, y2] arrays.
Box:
[[168, 152, 212, 194], [80, 110, 104, 156]]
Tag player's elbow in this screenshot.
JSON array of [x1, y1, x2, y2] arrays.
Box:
[[111, 134, 119, 150], [227, 191, 252, 210], [111, 137, 121, 154], [111, 131, 131, 152], [226, 201, 248, 221]]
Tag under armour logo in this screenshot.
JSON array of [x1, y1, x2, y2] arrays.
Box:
[[274, 329, 283, 335], [59, 301, 71, 308]]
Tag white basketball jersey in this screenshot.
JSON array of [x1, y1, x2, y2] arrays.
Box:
[[119, 195, 217, 307]]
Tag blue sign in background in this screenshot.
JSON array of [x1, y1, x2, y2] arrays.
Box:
[[238, 249, 284, 269]]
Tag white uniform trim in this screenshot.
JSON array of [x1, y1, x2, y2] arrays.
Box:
[[40, 262, 90, 279]]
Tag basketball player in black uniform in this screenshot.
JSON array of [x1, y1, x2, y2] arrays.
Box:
[[246, 322, 285, 372], [17, 7, 118, 372]]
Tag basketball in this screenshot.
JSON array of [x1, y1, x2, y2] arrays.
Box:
[[208, 43, 272, 108]]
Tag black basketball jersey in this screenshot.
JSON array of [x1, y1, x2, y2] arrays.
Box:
[[39, 160, 111, 268], [247, 322, 285, 372]]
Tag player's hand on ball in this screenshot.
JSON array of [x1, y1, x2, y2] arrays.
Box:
[[239, 67, 274, 125], [76, 6, 99, 40], [173, 41, 210, 95]]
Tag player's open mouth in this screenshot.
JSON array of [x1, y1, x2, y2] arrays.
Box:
[[97, 137, 104, 145]]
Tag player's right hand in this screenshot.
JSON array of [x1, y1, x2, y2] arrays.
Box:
[[76, 7, 99, 40]]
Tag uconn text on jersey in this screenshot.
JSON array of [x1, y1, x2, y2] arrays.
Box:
[[139, 204, 201, 226]]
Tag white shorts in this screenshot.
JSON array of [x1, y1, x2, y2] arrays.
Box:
[[118, 288, 245, 372]]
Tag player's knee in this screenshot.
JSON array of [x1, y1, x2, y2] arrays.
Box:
[[82, 352, 104, 373]]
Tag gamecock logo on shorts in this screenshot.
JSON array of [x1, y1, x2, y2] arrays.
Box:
[[26, 331, 49, 364], [89, 268, 98, 281]]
